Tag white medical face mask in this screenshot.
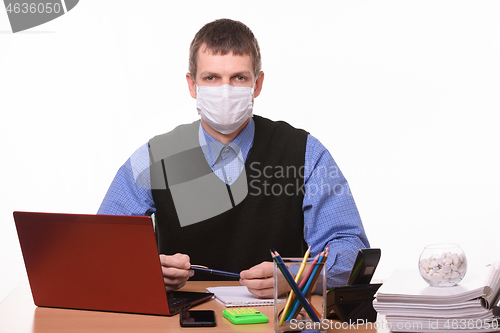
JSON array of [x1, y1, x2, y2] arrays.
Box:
[[196, 84, 254, 135]]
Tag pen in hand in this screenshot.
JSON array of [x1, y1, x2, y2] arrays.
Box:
[[190, 265, 241, 278]]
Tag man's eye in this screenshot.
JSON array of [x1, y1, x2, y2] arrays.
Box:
[[236, 76, 245, 81], [206, 76, 214, 81]]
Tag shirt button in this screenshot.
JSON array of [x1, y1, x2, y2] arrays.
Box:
[[224, 148, 230, 154], [227, 176, 232, 182]]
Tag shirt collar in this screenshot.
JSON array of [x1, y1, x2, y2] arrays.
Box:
[[198, 117, 255, 168]]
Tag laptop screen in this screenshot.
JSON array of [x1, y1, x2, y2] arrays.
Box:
[[13, 211, 213, 316]]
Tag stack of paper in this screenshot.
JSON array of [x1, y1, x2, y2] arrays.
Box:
[[374, 265, 500, 333], [206, 286, 282, 307]]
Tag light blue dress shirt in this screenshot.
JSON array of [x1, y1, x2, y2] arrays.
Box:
[[98, 117, 369, 287]]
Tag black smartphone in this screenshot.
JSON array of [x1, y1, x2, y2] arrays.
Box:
[[179, 310, 216, 327], [346, 248, 381, 285]]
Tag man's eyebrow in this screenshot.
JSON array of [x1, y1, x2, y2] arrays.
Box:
[[199, 71, 219, 77], [199, 71, 253, 77], [231, 71, 252, 77]]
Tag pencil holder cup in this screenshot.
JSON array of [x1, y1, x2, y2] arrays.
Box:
[[274, 258, 327, 333]]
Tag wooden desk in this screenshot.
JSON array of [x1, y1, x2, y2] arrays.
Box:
[[0, 281, 387, 332]]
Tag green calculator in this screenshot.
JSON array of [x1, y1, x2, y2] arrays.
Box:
[[222, 307, 269, 325]]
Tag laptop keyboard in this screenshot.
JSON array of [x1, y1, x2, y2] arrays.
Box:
[[166, 290, 214, 313], [168, 296, 191, 307], [167, 291, 201, 312]]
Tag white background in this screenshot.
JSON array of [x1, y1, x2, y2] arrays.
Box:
[[1, 1, 499, 302]]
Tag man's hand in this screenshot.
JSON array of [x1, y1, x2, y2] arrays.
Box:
[[239, 261, 290, 299], [159, 253, 194, 292]]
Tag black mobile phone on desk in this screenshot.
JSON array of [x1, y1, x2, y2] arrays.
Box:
[[179, 310, 216, 327], [346, 248, 381, 285]]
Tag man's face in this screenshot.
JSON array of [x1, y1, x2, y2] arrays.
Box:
[[187, 44, 264, 98]]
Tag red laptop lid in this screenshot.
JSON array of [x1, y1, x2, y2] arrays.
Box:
[[13, 212, 171, 315]]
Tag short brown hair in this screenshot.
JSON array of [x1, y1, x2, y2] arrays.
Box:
[[189, 19, 262, 79]]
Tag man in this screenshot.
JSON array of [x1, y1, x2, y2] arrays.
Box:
[[98, 18, 369, 298]]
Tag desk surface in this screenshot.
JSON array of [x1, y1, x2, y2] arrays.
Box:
[[0, 281, 387, 333]]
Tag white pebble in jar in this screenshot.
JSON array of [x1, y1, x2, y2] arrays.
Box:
[[418, 244, 467, 287]]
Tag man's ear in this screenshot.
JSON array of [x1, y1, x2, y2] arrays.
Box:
[[186, 72, 197, 99], [253, 71, 264, 98]]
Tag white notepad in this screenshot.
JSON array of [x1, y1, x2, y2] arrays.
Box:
[[206, 286, 282, 307]]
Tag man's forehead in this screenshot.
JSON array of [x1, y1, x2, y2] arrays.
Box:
[[196, 45, 254, 74], [199, 44, 252, 58]]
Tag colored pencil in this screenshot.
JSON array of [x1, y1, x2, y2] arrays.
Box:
[[305, 246, 329, 299], [271, 250, 320, 323], [286, 247, 329, 321], [279, 246, 310, 326], [283, 252, 322, 320]]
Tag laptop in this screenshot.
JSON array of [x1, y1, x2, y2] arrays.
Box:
[[13, 211, 214, 316]]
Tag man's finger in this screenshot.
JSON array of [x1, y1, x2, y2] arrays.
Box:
[[159, 253, 190, 269], [240, 261, 273, 279], [161, 265, 193, 279], [240, 276, 273, 290], [246, 287, 274, 299], [163, 277, 188, 292]]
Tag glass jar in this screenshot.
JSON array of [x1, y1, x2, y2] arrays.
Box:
[[419, 243, 467, 287]]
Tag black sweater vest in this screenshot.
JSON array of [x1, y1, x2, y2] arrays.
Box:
[[149, 115, 309, 280]]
